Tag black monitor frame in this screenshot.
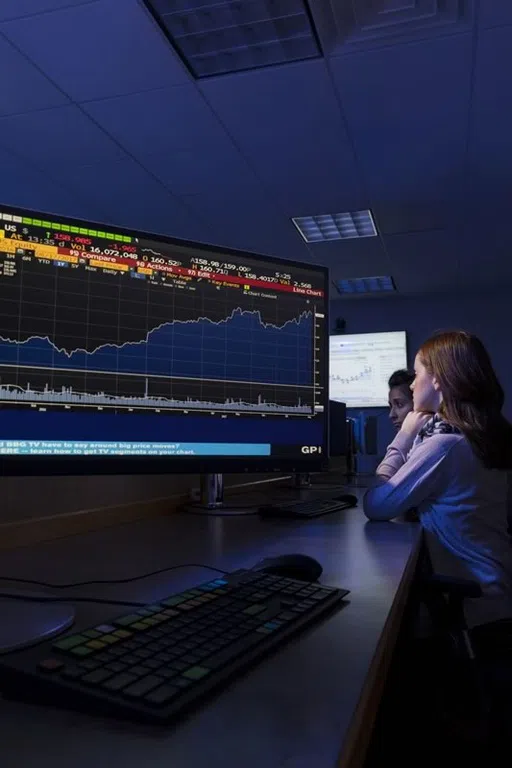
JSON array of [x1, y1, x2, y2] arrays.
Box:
[[0, 204, 329, 477]]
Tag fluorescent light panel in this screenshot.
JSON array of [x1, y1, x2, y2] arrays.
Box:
[[335, 276, 395, 295], [145, 0, 321, 78], [292, 210, 377, 242]]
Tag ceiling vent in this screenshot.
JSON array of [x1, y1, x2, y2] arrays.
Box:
[[144, 0, 321, 78], [292, 210, 376, 243], [335, 276, 396, 295], [307, 0, 471, 53]]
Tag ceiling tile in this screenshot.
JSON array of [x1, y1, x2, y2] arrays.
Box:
[[479, 0, 512, 28], [201, 59, 365, 214], [56, 156, 205, 239], [316, 237, 389, 276], [0, 105, 125, 170], [182, 183, 309, 258], [0, 0, 94, 22], [0, 34, 69, 116], [1, 0, 189, 102], [0, 145, 105, 220], [83, 85, 228, 155], [139, 144, 253, 196], [383, 229, 462, 294], [331, 35, 472, 234]]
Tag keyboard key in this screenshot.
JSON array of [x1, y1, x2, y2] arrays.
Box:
[[134, 649, 152, 660], [105, 662, 125, 673], [78, 659, 101, 671], [82, 668, 114, 685], [107, 646, 126, 658], [96, 624, 116, 634], [95, 652, 115, 663], [128, 665, 152, 678], [183, 666, 210, 681], [145, 684, 179, 706], [123, 675, 164, 699], [115, 614, 140, 627], [144, 659, 162, 670], [70, 646, 94, 657], [203, 633, 261, 669], [161, 596, 185, 607], [61, 666, 85, 680], [53, 634, 88, 651], [38, 658, 64, 673], [100, 634, 120, 645], [159, 668, 178, 680], [311, 590, 333, 601], [85, 640, 106, 651], [103, 672, 138, 692]]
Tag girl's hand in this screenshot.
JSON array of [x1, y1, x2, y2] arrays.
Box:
[[400, 411, 432, 438]]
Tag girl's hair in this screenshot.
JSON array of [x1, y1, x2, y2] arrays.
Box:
[[388, 369, 414, 397], [418, 330, 512, 470]]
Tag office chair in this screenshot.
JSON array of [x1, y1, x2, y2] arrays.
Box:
[[418, 564, 512, 748]]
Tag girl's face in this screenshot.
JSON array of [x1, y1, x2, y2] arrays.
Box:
[[388, 385, 413, 429], [410, 354, 442, 413]]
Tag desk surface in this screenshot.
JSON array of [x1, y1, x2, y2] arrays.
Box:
[[0, 490, 421, 768]]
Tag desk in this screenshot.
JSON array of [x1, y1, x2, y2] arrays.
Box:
[[0, 491, 421, 768]]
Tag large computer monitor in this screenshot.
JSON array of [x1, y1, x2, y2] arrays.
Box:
[[0, 205, 329, 476], [329, 331, 407, 409]]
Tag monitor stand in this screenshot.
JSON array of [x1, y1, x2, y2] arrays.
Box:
[[0, 590, 75, 654], [183, 474, 259, 516]]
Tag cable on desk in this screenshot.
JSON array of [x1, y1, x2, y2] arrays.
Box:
[[0, 563, 229, 590], [0, 593, 149, 608]]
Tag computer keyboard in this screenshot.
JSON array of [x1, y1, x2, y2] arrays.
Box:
[[259, 494, 358, 519], [0, 569, 348, 723]]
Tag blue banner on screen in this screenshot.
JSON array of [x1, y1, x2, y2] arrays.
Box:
[[0, 441, 272, 457]]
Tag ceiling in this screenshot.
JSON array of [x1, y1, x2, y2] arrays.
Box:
[[0, 0, 510, 297]]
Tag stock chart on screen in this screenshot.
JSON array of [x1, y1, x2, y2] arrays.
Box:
[[0, 207, 327, 461]]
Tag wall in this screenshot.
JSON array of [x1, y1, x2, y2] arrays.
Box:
[[0, 473, 194, 525], [331, 291, 512, 456], [0, 471, 279, 528]]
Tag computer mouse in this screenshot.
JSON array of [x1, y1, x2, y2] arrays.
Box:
[[253, 553, 323, 582]]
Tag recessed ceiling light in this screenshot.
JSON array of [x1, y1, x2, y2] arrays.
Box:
[[335, 276, 395, 295], [292, 210, 377, 243], [144, 0, 321, 78]]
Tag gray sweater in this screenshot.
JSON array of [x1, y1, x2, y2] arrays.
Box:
[[364, 429, 512, 627]]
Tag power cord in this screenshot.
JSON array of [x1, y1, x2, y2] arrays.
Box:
[[0, 593, 148, 608], [0, 563, 228, 590]]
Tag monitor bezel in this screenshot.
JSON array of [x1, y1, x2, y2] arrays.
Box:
[[0, 204, 329, 477]]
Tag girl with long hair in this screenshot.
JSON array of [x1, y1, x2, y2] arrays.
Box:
[[365, 330, 512, 626]]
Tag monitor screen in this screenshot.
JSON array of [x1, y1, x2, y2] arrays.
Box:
[[329, 331, 407, 409], [0, 205, 328, 475]]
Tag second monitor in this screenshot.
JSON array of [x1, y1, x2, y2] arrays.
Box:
[[329, 331, 407, 409]]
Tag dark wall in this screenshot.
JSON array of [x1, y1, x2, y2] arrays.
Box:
[[330, 292, 511, 455]]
